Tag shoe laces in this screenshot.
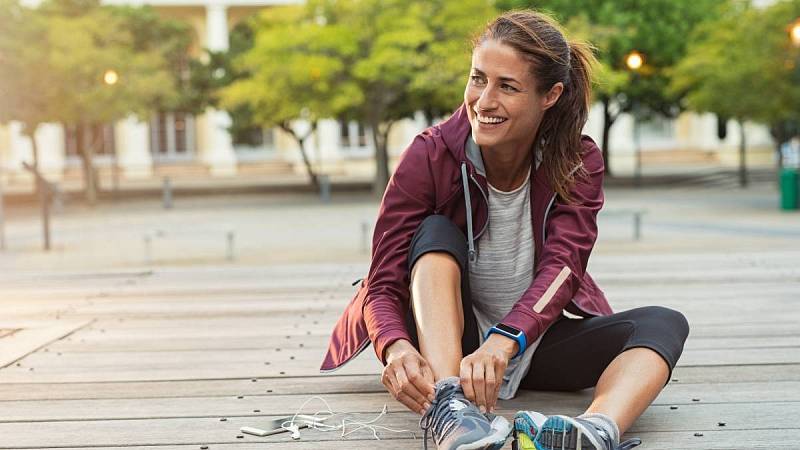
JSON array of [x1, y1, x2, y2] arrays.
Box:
[[419, 382, 464, 450]]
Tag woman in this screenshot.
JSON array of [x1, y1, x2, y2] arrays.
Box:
[[321, 10, 689, 450]]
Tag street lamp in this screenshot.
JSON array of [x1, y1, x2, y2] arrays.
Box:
[[103, 69, 120, 191], [103, 69, 119, 85], [625, 50, 645, 187]]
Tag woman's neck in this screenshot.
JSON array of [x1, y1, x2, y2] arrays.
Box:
[[481, 143, 534, 192]]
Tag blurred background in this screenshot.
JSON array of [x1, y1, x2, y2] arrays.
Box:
[[0, 0, 798, 270]]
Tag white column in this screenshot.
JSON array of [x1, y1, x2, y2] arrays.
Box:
[[35, 123, 65, 181], [115, 115, 153, 179], [200, 3, 237, 176], [7, 121, 66, 182], [607, 112, 636, 176]]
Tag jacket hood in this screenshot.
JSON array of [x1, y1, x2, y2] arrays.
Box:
[[437, 103, 473, 163]]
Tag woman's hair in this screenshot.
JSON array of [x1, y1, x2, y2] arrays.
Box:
[[473, 10, 597, 201]]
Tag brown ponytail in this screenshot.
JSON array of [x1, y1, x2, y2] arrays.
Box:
[[474, 10, 597, 202]]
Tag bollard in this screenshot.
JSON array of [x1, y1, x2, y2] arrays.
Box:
[[143, 234, 152, 264], [226, 231, 235, 261], [319, 175, 331, 204], [162, 177, 173, 209], [361, 220, 370, 254], [633, 213, 642, 241]]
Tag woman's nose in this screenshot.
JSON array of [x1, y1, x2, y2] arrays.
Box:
[[476, 87, 498, 111]]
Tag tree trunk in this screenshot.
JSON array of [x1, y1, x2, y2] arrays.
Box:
[[601, 98, 616, 176], [738, 119, 748, 188], [23, 124, 40, 196], [371, 119, 394, 197], [280, 122, 318, 189], [77, 123, 99, 205]]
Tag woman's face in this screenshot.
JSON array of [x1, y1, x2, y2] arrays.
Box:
[[464, 39, 562, 152]]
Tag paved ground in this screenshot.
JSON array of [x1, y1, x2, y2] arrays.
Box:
[[0, 178, 798, 449], [0, 176, 797, 270]]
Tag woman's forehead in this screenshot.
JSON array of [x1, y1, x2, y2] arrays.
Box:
[[471, 40, 533, 83]]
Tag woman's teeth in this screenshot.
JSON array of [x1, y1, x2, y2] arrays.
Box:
[[476, 113, 507, 124]]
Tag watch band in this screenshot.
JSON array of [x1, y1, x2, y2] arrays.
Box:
[[485, 324, 527, 359]]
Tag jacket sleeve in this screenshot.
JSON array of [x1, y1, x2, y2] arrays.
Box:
[[363, 135, 436, 364], [500, 138, 605, 343]]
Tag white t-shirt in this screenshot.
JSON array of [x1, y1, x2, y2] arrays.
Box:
[[468, 167, 545, 400]]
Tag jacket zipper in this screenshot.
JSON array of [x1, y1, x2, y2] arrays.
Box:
[[468, 173, 489, 240]]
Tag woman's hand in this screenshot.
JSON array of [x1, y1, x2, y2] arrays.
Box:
[[381, 339, 436, 415], [459, 334, 517, 413]]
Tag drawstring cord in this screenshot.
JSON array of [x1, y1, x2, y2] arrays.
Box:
[[460, 163, 476, 263]]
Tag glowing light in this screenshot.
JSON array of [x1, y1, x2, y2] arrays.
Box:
[[625, 51, 644, 71], [103, 70, 119, 85], [790, 19, 800, 47]]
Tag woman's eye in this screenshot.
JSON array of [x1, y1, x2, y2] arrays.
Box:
[[502, 84, 518, 92], [471, 75, 485, 85]]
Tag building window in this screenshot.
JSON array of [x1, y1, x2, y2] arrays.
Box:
[[150, 112, 195, 161], [339, 120, 369, 149], [65, 123, 115, 158]]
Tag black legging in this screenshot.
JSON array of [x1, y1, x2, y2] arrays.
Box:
[[403, 215, 689, 391]]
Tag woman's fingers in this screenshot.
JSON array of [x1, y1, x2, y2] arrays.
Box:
[[382, 356, 436, 415], [490, 361, 504, 412], [459, 360, 476, 404], [397, 363, 432, 411], [472, 362, 487, 412], [484, 362, 497, 413], [396, 390, 426, 415], [416, 361, 436, 401]]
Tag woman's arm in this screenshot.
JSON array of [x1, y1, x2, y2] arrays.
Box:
[[363, 134, 437, 365]]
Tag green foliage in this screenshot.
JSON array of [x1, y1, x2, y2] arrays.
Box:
[[222, 0, 495, 192], [500, 0, 723, 118], [221, 5, 360, 128], [107, 5, 197, 113], [0, 0, 194, 201], [671, 0, 800, 128], [0, 0, 56, 132]]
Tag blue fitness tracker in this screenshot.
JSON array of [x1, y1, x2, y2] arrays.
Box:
[[486, 323, 527, 359]]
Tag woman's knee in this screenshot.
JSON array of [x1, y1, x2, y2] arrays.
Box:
[[629, 306, 690, 343], [408, 215, 468, 274]]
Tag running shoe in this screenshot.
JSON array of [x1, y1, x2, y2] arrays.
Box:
[[533, 415, 642, 450], [511, 410, 548, 450], [420, 376, 511, 450]]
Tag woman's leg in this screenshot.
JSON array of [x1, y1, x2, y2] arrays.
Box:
[[404, 215, 480, 382], [409, 251, 464, 380], [520, 306, 689, 434], [584, 347, 669, 434]]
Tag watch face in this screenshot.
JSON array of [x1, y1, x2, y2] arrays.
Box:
[[496, 323, 521, 336]]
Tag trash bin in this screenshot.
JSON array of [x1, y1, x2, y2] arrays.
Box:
[[780, 168, 798, 210]]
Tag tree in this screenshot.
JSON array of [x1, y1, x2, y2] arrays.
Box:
[[498, 0, 722, 175], [221, 5, 362, 188], [0, 0, 58, 179], [0, 0, 190, 203], [312, 0, 495, 194], [670, 0, 800, 187], [410, 0, 498, 124], [224, 0, 494, 195]]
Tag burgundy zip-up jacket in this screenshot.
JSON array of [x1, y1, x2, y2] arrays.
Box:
[[320, 104, 613, 372]]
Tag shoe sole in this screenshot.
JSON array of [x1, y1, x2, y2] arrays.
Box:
[[512, 411, 545, 450], [534, 415, 604, 450], [456, 415, 512, 450]]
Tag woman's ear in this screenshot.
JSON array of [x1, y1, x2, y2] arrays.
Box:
[[542, 82, 564, 110]]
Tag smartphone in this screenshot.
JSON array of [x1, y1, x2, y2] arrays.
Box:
[[241, 414, 327, 436]]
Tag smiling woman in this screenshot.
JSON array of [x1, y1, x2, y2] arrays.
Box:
[[322, 9, 688, 450]]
